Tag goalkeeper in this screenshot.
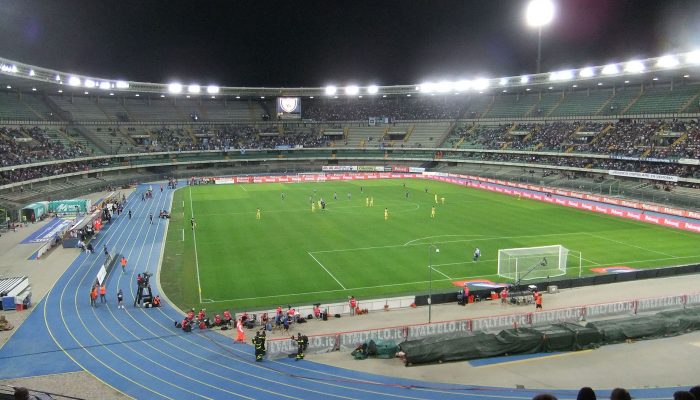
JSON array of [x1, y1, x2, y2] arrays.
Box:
[[472, 247, 481, 262]]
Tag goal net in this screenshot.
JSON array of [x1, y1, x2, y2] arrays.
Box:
[[498, 245, 569, 281]]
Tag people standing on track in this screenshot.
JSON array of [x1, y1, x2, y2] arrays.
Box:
[[128, 210, 132, 220], [149, 213, 153, 224], [235, 319, 246, 343], [90, 285, 97, 307], [294, 333, 308, 361], [117, 289, 124, 309], [100, 283, 107, 303], [121, 256, 127, 273], [252, 332, 263, 361]]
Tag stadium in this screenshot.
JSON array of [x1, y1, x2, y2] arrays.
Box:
[[0, 1, 700, 399]]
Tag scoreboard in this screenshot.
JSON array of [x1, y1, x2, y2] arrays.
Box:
[[276, 97, 301, 119]]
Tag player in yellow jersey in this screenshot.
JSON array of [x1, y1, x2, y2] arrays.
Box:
[[384, 208, 388, 220], [434, 194, 438, 204], [256, 208, 261, 220], [431, 206, 436, 218], [441, 197, 445, 204], [366, 196, 369, 207], [370, 197, 374, 207], [311, 202, 316, 212]]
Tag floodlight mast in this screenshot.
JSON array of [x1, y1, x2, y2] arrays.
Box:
[[526, 0, 555, 74]]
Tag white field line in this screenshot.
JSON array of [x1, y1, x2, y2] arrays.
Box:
[[585, 232, 676, 258], [431, 266, 452, 280], [308, 252, 346, 290], [189, 187, 203, 303], [181, 229, 184, 242], [199, 254, 700, 303], [404, 234, 484, 246], [310, 231, 586, 255]]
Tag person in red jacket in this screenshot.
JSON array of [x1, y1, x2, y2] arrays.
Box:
[[349, 296, 357, 315], [535, 292, 543, 310], [223, 309, 232, 326]]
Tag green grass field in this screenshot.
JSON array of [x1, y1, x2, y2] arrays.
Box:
[[160, 179, 700, 311]]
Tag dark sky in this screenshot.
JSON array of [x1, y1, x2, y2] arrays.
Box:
[[0, 0, 699, 87]]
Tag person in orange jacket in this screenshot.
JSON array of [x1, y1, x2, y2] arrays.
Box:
[[100, 283, 107, 303], [90, 286, 97, 307], [235, 319, 246, 343], [535, 291, 543, 310]]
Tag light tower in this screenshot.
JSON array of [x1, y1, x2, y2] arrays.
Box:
[[525, 0, 555, 74]]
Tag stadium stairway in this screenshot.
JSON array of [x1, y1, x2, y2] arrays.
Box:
[[0, 183, 691, 399]]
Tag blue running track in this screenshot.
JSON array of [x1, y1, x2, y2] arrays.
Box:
[[0, 184, 687, 399]]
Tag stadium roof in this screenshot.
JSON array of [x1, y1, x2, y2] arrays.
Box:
[[1, 51, 700, 99]]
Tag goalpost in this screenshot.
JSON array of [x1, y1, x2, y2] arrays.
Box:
[[498, 245, 572, 281]]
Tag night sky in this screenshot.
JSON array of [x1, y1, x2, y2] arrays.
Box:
[[0, 0, 699, 87]]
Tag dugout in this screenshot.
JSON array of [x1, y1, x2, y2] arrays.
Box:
[[20, 202, 48, 223]]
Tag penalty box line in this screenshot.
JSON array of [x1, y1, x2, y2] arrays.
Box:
[[200, 253, 700, 303]]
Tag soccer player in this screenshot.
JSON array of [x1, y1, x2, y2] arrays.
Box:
[[311, 202, 316, 212], [256, 208, 261, 220], [190, 217, 196, 229], [406, 191, 409, 199], [366, 196, 369, 207], [281, 192, 285, 200], [384, 208, 388, 221], [473, 247, 481, 262], [431, 206, 436, 218], [518, 194, 522, 200], [441, 197, 445, 204], [370, 197, 374, 207], [333, 192, 337, 200], [434, 194, 438, 204], [347, 192, 351, 200]]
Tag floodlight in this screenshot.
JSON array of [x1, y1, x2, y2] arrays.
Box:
[[160, 94, 165, 98], [684, 74, 690, 78], [407, 94, 412, 97], [55, 74, 61, 81], [597, 82, 603, 86], [601, 64, 619, 75], [109, 92, 114, 96], [207, 85, 219, 94], [5, 85, 10, 89], [572, 84, 578, 88], [188, 84, 201, 94], [367, 85, 379, 94], [116, 81, 129, 89], [260, 96, 265, 99], [520, 75, 530, 84], [436, 81, 453, 93], [382, 95, 387, 98], [579, 67, 595, 78], [656, 55, 679, 69], [32, 88, 36, 91], [135, 94, 140, 97], [473, 78, 489, 91], [68, 76, 81, 86], [186, 95, 190, 98], [499, 77, 508, 86], [526, 88, 531, 91], [235, 95, 241, 99], [84, 91, 89, 95], [99, 82, 111, 90], [687, 51, 700, 64], [0, 64, 18, 73], [624, 60, 645, 73], [419, 82, 436, 93], [168, 83, 182, 93], [550, 70, 573, 81], [454, 80, 471, 91], [652, 77, 659, 81], [358, 95, 363, 98], [345, 85, 359, 95], [325, 85, 337, 95], [84, 79, 95, 88], [57, 89, 62, 93], [309, 96, 314, 99], [502, 89, 507, 93], [29, 69, 35, 76], [525, 0, 555, 28]]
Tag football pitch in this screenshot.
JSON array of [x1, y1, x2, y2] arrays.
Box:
[[160, 179, 700, 311]]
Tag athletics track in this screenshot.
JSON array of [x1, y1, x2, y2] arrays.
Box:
[[0, 183, 691, 399]]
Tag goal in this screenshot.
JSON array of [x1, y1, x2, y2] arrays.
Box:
[[498, 245, 569, 281]]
